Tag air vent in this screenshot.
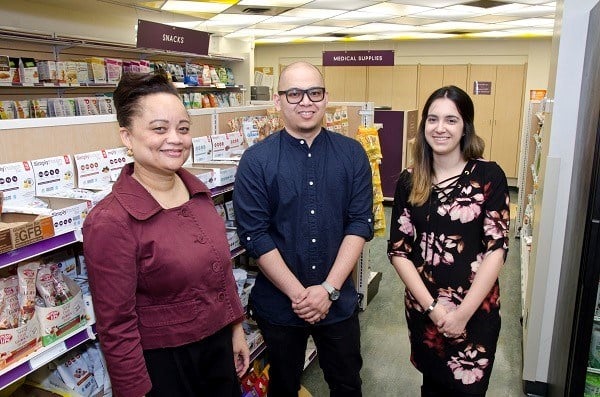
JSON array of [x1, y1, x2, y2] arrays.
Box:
[[445, 31, 473, 35], [466, 0, 507, 8], [242, 7, 271, 14], [329, 33, 350, 38]]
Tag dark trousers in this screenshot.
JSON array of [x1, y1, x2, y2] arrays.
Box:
[[422, 374, 486, 397], [255, 312, 362, 397], [144, 326, 240, 397]]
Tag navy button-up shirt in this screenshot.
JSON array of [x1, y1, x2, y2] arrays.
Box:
[[233, 128, 374, 326]]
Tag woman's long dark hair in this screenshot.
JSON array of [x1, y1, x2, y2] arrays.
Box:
[[409, 85, 485, 206]]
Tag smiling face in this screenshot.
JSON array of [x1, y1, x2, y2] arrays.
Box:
[[424, 97, 465, 160], [274, 62, 328, 139], [120, 92, 191, 177]]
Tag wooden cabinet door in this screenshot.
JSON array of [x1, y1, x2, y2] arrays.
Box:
[[468, 64, 497, 161], [392, 65, 418, 110], [443, 65, 468, 91], [367, 66, 394, 108], [345, 67, 367, 102], [417, 65, 444, 125], [491, 64, 526, 178], [323, 66, 347, 102]]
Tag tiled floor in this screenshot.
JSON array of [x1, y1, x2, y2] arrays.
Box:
[[302, 200, 525, 396]]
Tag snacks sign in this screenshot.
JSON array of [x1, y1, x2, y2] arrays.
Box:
[[137, 19, 210, 56]]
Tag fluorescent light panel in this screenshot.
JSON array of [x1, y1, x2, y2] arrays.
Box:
[[161, 1, 232, 13]]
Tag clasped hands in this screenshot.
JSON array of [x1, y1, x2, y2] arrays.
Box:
[[429, 304, 468, 339], [291, 285, 332, 324]]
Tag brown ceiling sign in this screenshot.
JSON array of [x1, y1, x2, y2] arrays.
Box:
[[136, 19, 210, 55]]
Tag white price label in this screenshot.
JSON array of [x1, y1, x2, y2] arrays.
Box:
[[29, 342, 68, 370]]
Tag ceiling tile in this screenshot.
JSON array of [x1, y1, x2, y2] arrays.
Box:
[[301, 0, 386, 11], [278, 7, 347, 18], [464, 14, 523, 23], [382, 16, 439, 25], [356, 3, 432, 16], [386, 0, 474, 6], [421, 21, 498, 32]]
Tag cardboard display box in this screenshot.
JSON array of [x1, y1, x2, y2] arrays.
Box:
[[36, 277, 86, 346], [192, 162, 237, 187], [0, 315, 43, 371], [0, 213, 55, 254], [183, 166, 216, 189]]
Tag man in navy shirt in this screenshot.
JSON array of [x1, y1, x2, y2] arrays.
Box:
[[233, 61, 374, 397]]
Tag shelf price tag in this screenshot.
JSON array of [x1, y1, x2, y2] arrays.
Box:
[[29, 342, 68, 370]]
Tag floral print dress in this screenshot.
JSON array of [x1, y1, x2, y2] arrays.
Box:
[[388, 159, 510, 394]]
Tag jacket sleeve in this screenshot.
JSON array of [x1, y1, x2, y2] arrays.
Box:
[[83, 202, 151, 397]]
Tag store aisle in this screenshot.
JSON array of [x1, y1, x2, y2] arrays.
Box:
[[302, 197, 524, 397]]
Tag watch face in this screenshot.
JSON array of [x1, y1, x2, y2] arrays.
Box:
[[330, 289, 340, 301]]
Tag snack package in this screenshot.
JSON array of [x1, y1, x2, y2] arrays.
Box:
[[55, 349, 99, 397], [0, 276, 20, 329], [36, 263, 73, 307], [17, 261, 39, 324]]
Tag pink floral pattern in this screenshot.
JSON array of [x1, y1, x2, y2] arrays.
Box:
[[448, 344, 490, 385], [388, 160, 509, 394]]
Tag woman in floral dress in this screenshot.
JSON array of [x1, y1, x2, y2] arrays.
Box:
[[388, 85, 510, 396]]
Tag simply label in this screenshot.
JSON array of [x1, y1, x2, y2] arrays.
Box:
[[31, 155, 76, 196], [192, 136, 212, 163], [0, 161, 36, 204], [105, 147, 133, 182], [73, 151, 112, 189]]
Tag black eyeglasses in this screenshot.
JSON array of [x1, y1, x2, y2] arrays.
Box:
[[277, 87, 326, 104]]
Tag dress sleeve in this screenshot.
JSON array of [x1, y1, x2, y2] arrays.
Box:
[[83, 206, 151, 397], [387, 170, 416, 260], [482, 162, 510, 258]]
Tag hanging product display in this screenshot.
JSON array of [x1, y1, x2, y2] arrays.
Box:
[[356, 126, 385, 237]]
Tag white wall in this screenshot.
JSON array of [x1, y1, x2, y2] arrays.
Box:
[[523, 0, 600, 390]]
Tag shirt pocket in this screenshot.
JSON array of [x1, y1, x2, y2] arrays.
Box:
[[137, 300, 202, 327]]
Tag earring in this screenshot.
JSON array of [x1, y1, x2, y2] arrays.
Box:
[[126, 148, 133, 157]]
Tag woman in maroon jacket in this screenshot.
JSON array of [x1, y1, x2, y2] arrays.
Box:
[[83, 72, 248, 397]]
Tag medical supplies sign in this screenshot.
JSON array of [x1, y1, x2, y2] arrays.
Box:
[[323, 50, 394, 66]]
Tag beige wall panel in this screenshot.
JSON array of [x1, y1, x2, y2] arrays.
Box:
[[323, 66, 347, 102], [442, 65, 468, 91], [344, 67, 367, 102], [468, 64, 497, 160], [392, 65, 418, 110], [367, 66, 394, 108], [491, 64, 526, 178], [0, 123, 121, 163], [190, 114, 214, 136]]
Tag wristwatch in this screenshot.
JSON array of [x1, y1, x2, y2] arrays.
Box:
[[321, 281, 340, 301]]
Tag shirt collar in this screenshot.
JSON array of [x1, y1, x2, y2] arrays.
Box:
[[282, 127, 327, 147], [112, 163, 211, 220]]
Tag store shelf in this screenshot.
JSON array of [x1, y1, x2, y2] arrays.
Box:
[[231, 246, 246, 260], [0, 323, 96, 390], [249, 341, 266, 363], [0, 231, 79, 269], [304, 347, 318, 370], [211, 183, 235, 197]]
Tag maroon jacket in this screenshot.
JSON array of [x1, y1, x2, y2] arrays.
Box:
[[83, 163, 244, 397]]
